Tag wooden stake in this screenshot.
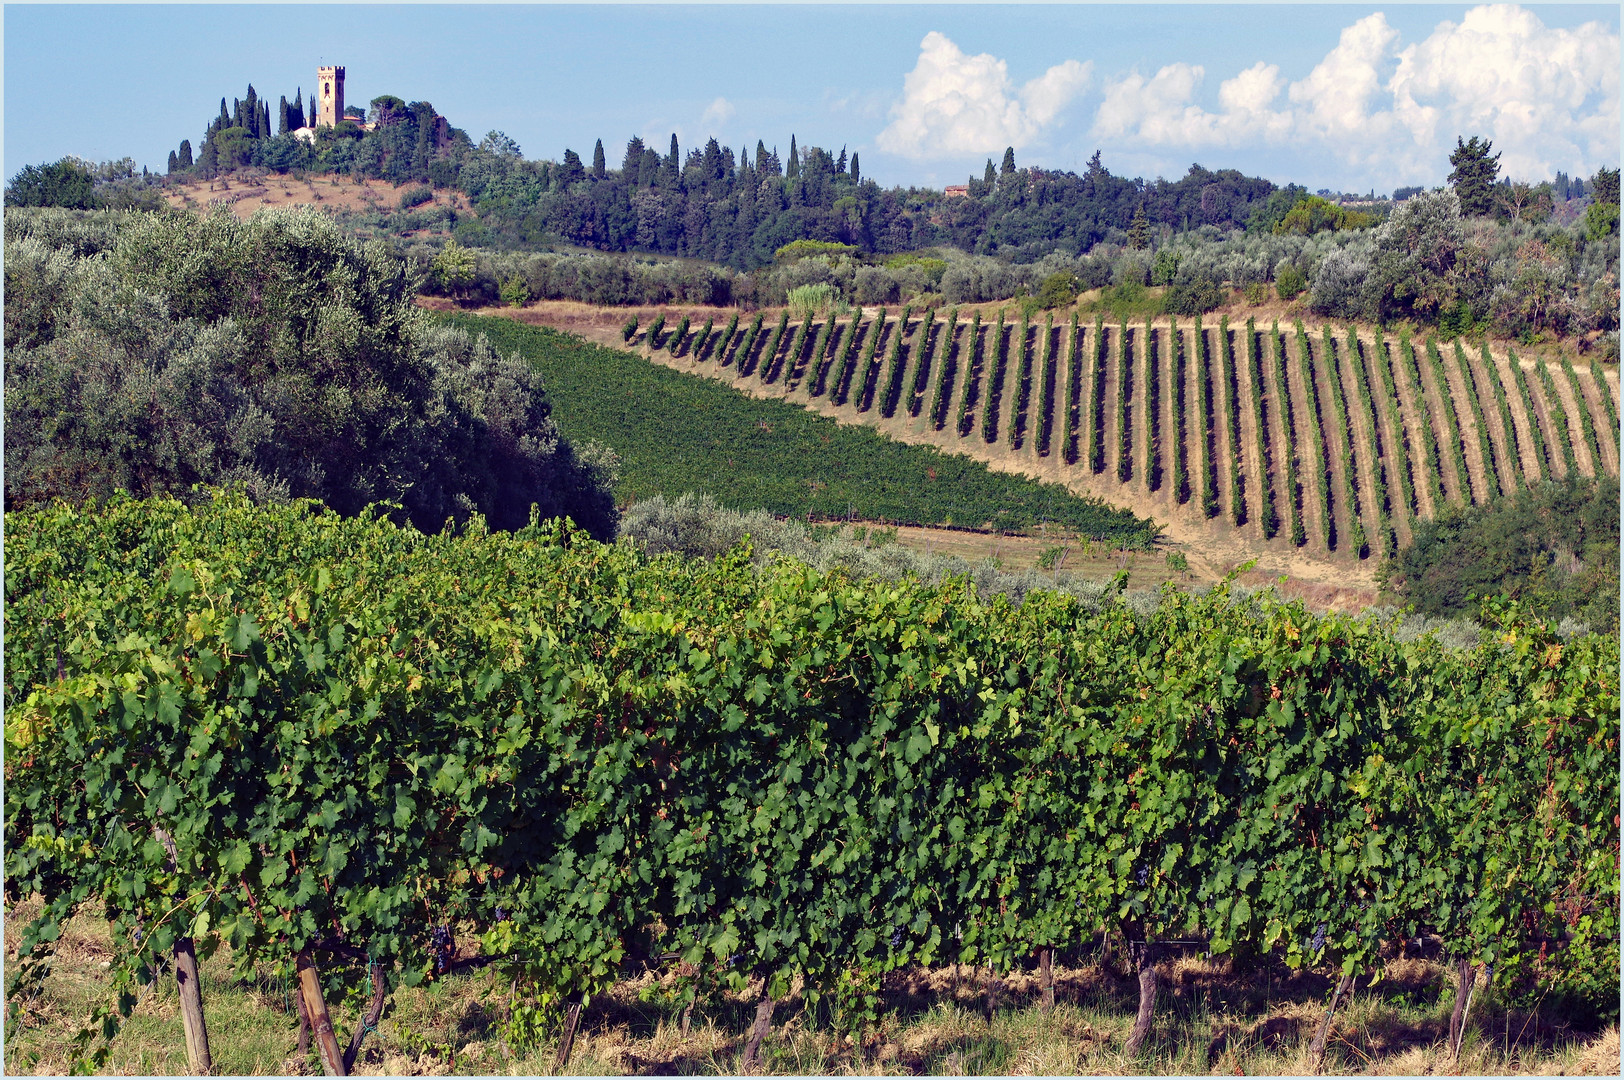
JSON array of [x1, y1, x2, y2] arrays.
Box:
[[741, 989, 775, 1071], [1039, 948, 1055, 1012], [1310, 972, 1355, 1072], [174, 937, 212, 1074], [295, 949, 348, 1076], [295, 984, 312, 1061], [1122, 941, 1157, 1056], [554, 998, 582, 1071], [154, 827, 212, 1075], [680, 996, 696, 1038]]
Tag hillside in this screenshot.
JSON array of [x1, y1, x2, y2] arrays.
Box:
[[437, 312, 1156, 545], [475, 299, 1619, 584]]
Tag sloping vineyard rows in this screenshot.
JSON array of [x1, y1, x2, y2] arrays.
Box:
[[1220, 317, 1246, 527], [1270, 323, 1308, 547], [1320, 327, 1367, 557], [1169, 316, 1189, 505], [1296, 322, 1333, 550], [625, 308, 1618, 557], [7, 495, 1618, 1070], [1400, 332, 1451, 511], [1453, 339, 1504, 500], [1424, 338, 1477, 504]]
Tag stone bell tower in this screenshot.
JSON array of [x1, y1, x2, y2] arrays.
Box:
[[316, 65, 345, 127]]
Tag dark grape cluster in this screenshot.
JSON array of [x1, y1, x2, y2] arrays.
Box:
[[428, 924, 454, 973], [494, 907, 508, 923], [1310, 922, 1326, 952], [890, 927, 903, 950], [1136, 864, 1148, 886]]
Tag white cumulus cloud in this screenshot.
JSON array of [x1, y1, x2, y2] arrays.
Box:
[[700, 97, 735, 132], [1088, 4, 1618, 186], [877, 32, 1092, 158]]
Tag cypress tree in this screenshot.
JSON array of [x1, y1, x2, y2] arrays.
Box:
[[984, 159, 997, 185], [262, 100, 272, 140], [1000, 146, 1016, 176], [755, 140, 769, 173], [1128, 205, 1150, 250], [836, 146, 847, 174], [1447, 136, 1501, 217], [665, 134, 680, 183], [592, 139, 606, 177], [278, 96, 290, 135], [849, 152, 859, 185], [787, 135, 799, 179], [168, 150, 179, 174], [293, 89, 304, 128], [219, 98, 230, 130], [622, 136, 645, 176], [178, 140, 193, 169]]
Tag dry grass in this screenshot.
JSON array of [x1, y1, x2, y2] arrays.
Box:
[[6, 906, 1615, 1076], [163, 172, 459, 220]]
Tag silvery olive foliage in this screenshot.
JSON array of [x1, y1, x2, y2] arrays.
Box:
[[4, 205, 617, 537]]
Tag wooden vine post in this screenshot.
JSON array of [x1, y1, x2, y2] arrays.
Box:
[[1038, 948, 1055, 1011], [295, 949, 348, 1076], [154, 827, 212, 1075]]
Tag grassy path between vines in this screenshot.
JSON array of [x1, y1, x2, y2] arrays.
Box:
[[6, 905, 1616, 1076]]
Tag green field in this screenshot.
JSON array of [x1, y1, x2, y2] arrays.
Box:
[[445, 314, 1157, 543]]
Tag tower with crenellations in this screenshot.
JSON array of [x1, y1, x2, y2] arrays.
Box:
[[316, 65, 345, 127]]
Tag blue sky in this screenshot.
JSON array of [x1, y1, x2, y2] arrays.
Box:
[[5, 4, 1618, 193]]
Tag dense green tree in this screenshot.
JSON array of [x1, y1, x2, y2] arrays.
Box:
[[5, 158, 98, 209], [984, 159, 997, 185], [292, 88, 304, 128], [787, 135, 799, 179], [1001, 146, 1016, 176], [167, 150, 179, 174], [592, 138, 606, 177], [560, 148, 585, 185], [621, 135, 645, 175], [1380, 475, 1618, 634], [1127, 204, 1150, 249], [664, 133, 680, 185], [5, 206, 617, 537], [178, 139, 192, 169], [1447, 135, 1501, 216], [849, 152, 859, 185]]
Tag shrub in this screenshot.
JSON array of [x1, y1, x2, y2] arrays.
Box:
[[621, 315, 639, 341], [499, 274, 530, 308], [787, 282, 837, 318], [3, 206, 617, 537], [1163, 275, 1224, 316], [1275, 263, 1308, 301], [398, 185, 434, 210], [1036, 270, 1080, 309]]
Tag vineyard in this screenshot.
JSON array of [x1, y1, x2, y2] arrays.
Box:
[[623, 306, 1620, 560], [6, 493, 1618, 1072], [443, 314, 1156, 545]]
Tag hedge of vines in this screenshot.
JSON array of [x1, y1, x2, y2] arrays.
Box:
[[7, 494, 1618, 1068]]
